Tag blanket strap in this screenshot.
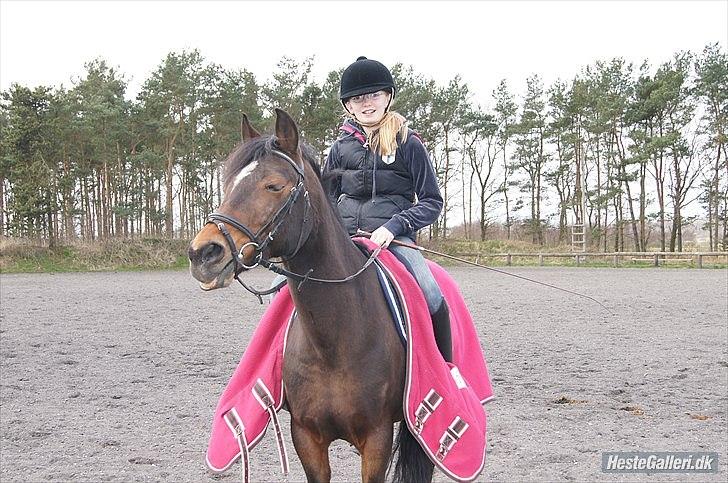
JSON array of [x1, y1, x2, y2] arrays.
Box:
[[413, 389, 443, 435], [253, 379, 290, 476], [436, 417, 470, 462], [223, 408, 250, 483]]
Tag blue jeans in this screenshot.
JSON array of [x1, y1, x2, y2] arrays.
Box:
[[268, 273, 287, 303], [389, 236, 444, 314]]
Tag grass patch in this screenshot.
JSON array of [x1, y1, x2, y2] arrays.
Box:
[[1, 236, 725, 273], [0, 238, 190, 273]]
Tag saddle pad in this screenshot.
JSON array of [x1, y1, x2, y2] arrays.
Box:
[[206, 238, 494, 481], [205, 287, 294, 473], [373, 259, 408, 345], [356, 238, 493, 481]]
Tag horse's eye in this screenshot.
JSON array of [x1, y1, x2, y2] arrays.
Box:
[[266, 184, 285, 193]]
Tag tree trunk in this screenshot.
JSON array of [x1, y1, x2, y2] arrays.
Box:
[[469, 167, 475, 240], [596, 138, 602, 249], [502, 142, 511, 240], [166, 143, 174, 238], [116, 142, 124, 238], [615, 129, 640, 251], [669, 148, 683, 252], [442, 130, 451, 238], [723, 182, 728, 249], [536, 173, 543, 245], [712, 144, 722, 250], [93, 174, 102, 241], [461, 146, 468, 239], [103, 160, 112, 238], [0, 175, 5, 237], [530, 167, 537, 244], [639, 159, 647, 251]]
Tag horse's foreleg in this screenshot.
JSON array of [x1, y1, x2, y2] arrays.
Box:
[[358, 424, 395, 483], [290, 421, 332, 483]]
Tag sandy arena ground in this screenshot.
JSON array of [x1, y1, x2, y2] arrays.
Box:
[[1, 267, 726, 482]]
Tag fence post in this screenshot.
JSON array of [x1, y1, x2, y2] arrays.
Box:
[[698, 254, 703, 269], [613, 254, 619, 267], [507, 254, 512, 266], [654, 253, 659, 267], [539, 254, 544, 266]]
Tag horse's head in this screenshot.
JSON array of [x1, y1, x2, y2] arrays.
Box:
[[188, 109, 314, 290]]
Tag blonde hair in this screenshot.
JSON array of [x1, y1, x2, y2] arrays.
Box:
[[368, 111, 409, 157]]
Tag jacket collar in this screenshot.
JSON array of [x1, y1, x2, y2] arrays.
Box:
[[339, 119, 367, 145]]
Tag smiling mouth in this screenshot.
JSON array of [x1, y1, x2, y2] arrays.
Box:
[[362, 109, 376, 115]]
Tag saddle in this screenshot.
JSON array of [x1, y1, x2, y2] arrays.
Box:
[[206, 237, 494, 482]]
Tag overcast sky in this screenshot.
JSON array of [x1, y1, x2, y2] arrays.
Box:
[[1, 0, 726, 107]]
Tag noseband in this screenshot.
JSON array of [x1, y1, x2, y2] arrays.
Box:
[[207, 141, 311, 286]]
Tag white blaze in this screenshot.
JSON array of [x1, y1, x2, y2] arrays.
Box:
[[232, 161, 259, 190]]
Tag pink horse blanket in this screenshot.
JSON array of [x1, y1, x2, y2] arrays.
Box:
[[206, 238, 494, 482]]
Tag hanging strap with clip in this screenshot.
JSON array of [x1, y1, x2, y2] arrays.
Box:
[[223, 408, 250, 483]]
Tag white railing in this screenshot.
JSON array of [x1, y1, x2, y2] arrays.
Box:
[[449, 251, 728, 268]]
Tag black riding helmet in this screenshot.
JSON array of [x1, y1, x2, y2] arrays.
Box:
[[339, 56, 396, 103]]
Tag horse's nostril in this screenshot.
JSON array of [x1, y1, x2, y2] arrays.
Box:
[[201, 243, 223, 264]]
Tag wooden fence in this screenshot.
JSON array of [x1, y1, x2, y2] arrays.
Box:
[[453, 252, 728, 268]]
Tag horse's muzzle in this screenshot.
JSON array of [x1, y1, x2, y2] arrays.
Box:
[[188, 240, 234, 290], [189, 241, 224, 265]]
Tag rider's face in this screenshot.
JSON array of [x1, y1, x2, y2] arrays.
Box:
[[345, 90, 391, 125]]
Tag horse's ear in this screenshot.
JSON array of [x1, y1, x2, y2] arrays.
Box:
[[274, 108, 299, 155], [241, 114, 260, 143]]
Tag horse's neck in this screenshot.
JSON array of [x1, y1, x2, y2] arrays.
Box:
[[284, 182, 365, 282], [285, 213, 369, 302], [283, 203, 386, 355], [294, 222, 360, 274]]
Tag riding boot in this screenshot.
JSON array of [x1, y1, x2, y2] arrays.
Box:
[[431, 302, 453, 363]]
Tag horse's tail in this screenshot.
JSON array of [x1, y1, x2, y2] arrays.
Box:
[[390, 421, 434, 483]]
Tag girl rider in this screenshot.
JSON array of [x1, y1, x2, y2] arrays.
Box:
[[324, 56, 452, 362]]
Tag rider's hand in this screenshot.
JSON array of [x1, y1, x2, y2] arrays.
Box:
[[370, 227, 395, 248]]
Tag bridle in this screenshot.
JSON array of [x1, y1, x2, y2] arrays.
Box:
[[207, 139, 380, 302], [209, 141, 310, 266], [207, 140, 310, 294]]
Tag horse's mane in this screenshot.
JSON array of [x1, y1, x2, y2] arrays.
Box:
[[223, 136, 321, 185]]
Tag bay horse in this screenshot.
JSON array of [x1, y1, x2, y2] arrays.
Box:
[[188, 109, 433, 482]]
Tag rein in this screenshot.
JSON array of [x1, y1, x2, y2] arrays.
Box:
[[357, 231, 612, 313], [207, 142, 381, 303]]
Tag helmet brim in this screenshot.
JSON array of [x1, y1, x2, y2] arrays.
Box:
[[340, 84, 395, 102]]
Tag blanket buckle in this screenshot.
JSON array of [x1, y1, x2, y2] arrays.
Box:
[[413, 389, 443, 434], [436, 416, 469, 462]]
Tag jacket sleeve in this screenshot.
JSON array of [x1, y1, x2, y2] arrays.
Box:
[[383, 135, 443, 237], [322, 142, 342, 206]]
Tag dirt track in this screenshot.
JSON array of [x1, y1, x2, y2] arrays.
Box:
[[1, 267, 726, 482]]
